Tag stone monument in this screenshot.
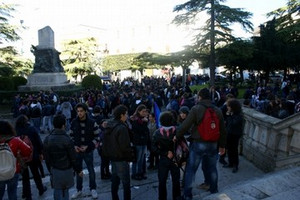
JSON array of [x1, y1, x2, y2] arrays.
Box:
[[19, 26, 74, 91]]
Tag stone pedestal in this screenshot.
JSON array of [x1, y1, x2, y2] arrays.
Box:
[[18, 73, 74, 91]]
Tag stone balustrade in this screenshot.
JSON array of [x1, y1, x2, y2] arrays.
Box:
[[242, 107, 300, 172]]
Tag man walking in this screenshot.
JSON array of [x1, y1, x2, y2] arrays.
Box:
[[177, 88, 226, 200], [44, 114, 83, 200], [102, 105, 132, 200], [70, 103, 100, 199]]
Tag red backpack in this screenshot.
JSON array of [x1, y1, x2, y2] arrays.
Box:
[[197, 104, 220, 142]]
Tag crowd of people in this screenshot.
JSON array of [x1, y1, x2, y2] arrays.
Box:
[[1, 75, 299, 200]]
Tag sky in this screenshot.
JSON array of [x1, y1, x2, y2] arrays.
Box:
[[4, 0, 288, 57]]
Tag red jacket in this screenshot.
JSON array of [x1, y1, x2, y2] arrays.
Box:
[[8, 137, 32, 174]]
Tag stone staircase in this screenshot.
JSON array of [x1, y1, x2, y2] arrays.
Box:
[[203, 166, 300, 200]]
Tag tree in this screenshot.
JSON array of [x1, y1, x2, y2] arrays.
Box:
[[0, 3, 31, 77], [102, 53, 141, 72], [0, 3, 20, 43], [217, 39, 253, 82], [252, 19, 286, 84], [267, 0, 300, 73], [173, 0, 253, 86], [61, 37, 101, 81]]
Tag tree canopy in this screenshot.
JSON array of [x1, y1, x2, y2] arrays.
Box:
[[61, 37, 101, 80], [173, 0, 253, 86]]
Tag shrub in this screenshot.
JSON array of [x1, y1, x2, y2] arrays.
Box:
[[81, 75, 102, 89], [0, 77, 14, 91], [11, 76, 27, 90]]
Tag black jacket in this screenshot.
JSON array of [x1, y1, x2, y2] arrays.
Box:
[[70, 116, 99, 153], [16, 123, 43, 160], [152, 127, 176, 157], [130, 116, 149, 146], [102, 119, 132, 161], [43, 129, 80, 173], [226, 113, 244, 136]]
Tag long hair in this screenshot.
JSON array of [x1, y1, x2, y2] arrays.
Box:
[[227, 99, 242, 114], [15, 114, 29, 129], [132, 104, 147, 118], [0, 120, 16, 137]]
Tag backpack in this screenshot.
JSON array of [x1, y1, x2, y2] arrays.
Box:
[[197, 104, 220, 142], [19, 135, 33, 163], [174, 137, 189, 168], [159, 127, 189, 168], [0, 142, 16, 181]]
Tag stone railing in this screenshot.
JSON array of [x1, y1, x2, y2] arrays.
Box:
[[242, 107, 300, 172]]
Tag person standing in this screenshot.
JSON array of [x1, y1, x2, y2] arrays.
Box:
[[177, 88, 226, 199], [223, 99, 244, 173], [15, 115, 47, 200], [70, 103, 100, 199], [0, 121, 32, 200], [102, 105, 132, 200], [130, 104, 149, 180], [152, 111, 181, 200], [44, 114, 83, 200]]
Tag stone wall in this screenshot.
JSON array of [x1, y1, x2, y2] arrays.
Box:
[[242, 107, 300, 172]]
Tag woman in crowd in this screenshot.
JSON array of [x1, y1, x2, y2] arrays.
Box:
[[223, 99, 244, 173], [0, 121, 32, 200], [130, 104, 149, 180], [147, 112, 159, 170], [15, 115, 47, 200]]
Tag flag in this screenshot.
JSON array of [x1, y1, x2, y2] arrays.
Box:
[[154, 101, 161, 128]]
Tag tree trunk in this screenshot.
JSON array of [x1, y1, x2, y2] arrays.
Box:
[[240, 69, 244, 82], [209, 0, 216, 87], [182, 66, 187, 87]]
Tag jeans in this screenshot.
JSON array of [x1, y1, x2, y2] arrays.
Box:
[[0, 173, 19, 200], [158, 157, 181, 200], [227, 134, 241, 167], [111, 161, 131, 200], [132, 145, 147, 175], [22, 159, 45, 199], [42, 115, 53, 132], [184, 142, 218, 199], [75, 151, 96, 191], [30, 117, 41, 133], [53, 189, 69, 200]]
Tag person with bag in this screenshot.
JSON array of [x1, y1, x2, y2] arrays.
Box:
[[0, 120, 32, 200], [102, 105, 132, 200], [176, 88, 227, 199], [15, 115, 47, 200], [152, 111, 182, 200], [43, 114, 83, 200]]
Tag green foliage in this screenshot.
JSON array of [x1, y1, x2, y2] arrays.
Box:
[[102, 53, 140, 72], [0, 77, 14, 91], [11, 76, 27, 90], [173, 0, 253, 86], [61, 37, 101, 79], [0, 65, 14, 77], [0, 3, 21, 43], [81, 75, 102, 89]]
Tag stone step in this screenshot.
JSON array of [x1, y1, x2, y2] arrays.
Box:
[[203, 167, 300, 200]]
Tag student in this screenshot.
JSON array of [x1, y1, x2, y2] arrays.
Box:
[[70, 103, 100, 199], [152, 111, 181, 200], [44, 114, 83, 200], [177, 88, 226, 199], [102, 105, 132, 200], [0, 121, 32, 200]]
